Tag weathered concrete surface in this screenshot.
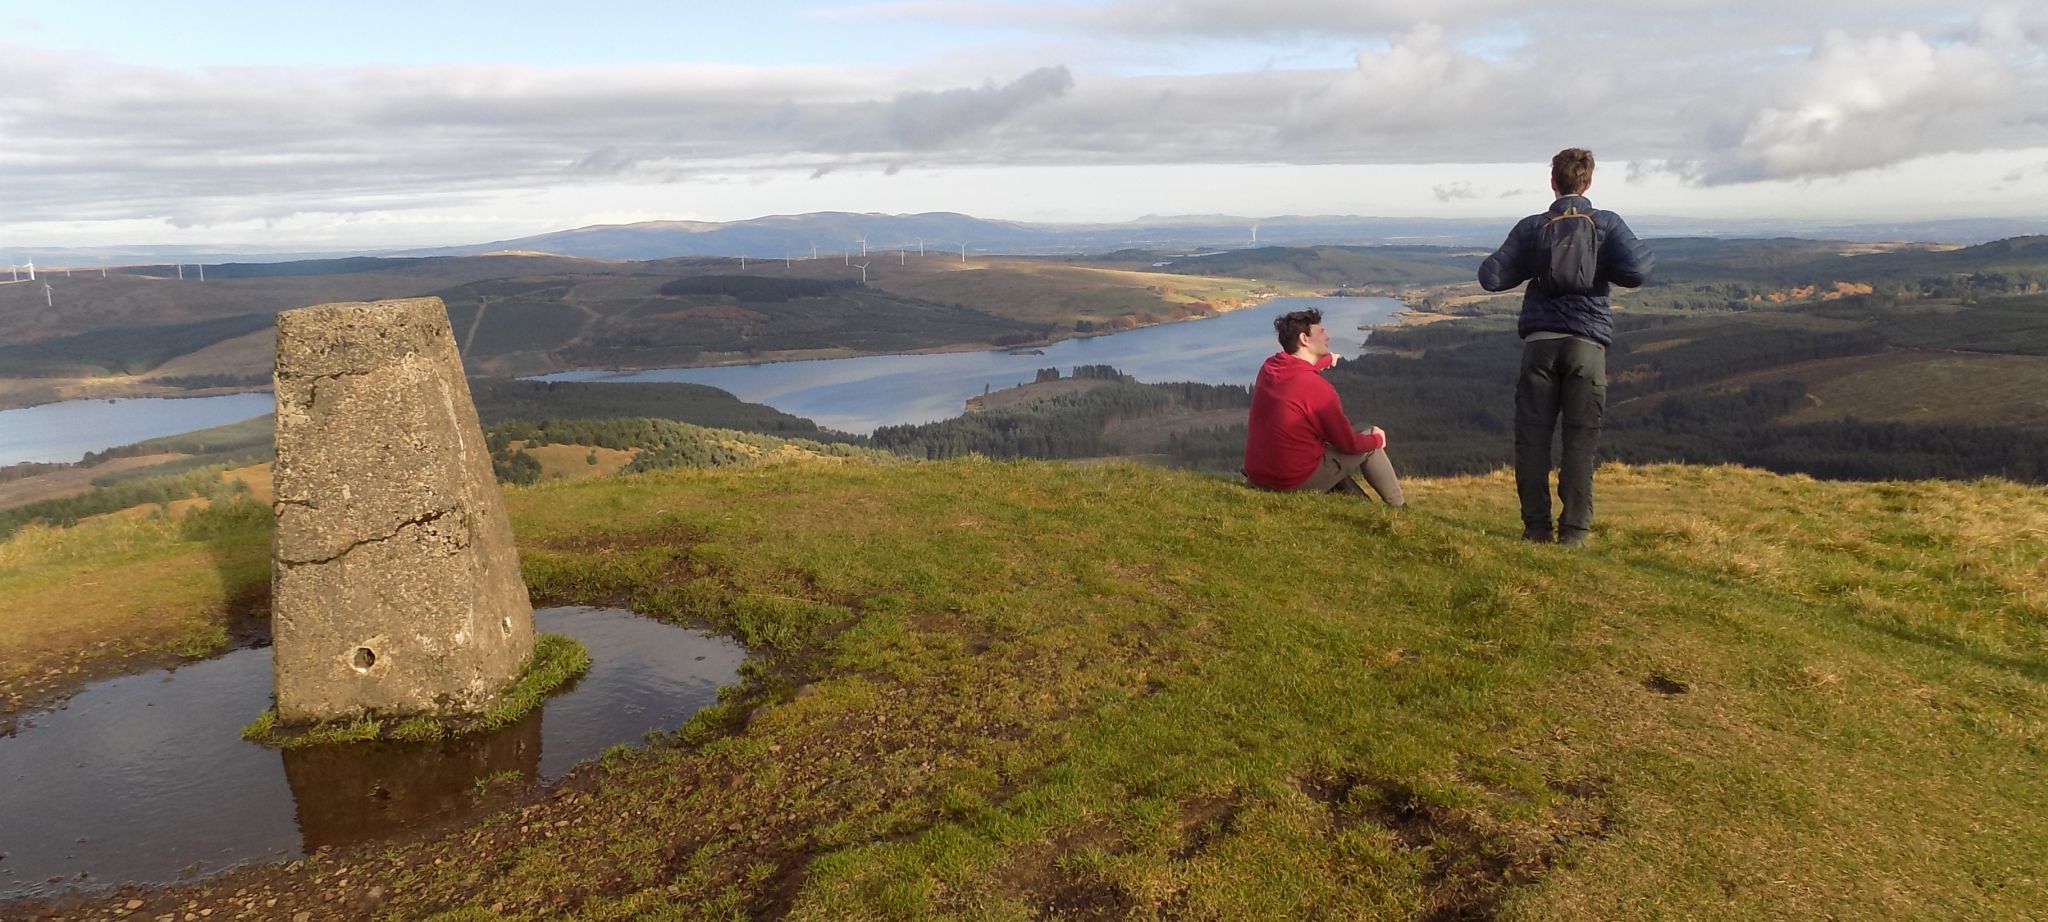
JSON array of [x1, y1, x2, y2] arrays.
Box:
[[271, 298, 534, 723]]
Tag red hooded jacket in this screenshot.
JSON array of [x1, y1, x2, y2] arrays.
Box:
[[1242, 352, 1385, 490]]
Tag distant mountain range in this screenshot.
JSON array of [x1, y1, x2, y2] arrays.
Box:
[[11, 213, 2048, 266], [404, 212, 2048, 261]]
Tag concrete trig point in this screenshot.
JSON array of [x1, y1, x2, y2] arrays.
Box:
[[271, 297, 535, 723]]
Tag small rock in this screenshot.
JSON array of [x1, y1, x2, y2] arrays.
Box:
[[127, 900, 145, 910], [293, 913, 312, 922]]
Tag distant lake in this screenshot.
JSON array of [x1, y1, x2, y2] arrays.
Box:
[[0, 297, 1399, 464], [540, 296, 1402, 433], [0, 392, 276, 466]]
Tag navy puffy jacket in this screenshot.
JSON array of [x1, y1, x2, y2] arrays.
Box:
[[1477, 195, 1655, 347]]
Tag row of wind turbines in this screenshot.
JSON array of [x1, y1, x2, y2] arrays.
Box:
[[734, 235, 975, 284], [5, 259, 207, 309], [2, 261, 52, 306]]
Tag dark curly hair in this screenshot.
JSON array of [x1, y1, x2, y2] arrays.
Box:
[[1274, 308, 1322, 353]]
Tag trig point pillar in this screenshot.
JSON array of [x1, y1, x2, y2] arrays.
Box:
[[271, 297, 535, 723]]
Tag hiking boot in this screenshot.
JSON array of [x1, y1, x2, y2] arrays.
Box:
[[1557, 531, 1590, 548], [1521, 528, 1554, 543]]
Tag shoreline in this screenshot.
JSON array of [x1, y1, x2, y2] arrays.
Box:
[[0, 294, 1343, 411]]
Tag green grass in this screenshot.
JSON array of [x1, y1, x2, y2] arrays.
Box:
[[239, 633, 590, 747], [368, 459, 2048, 919], [7, 458, 2047, 919]]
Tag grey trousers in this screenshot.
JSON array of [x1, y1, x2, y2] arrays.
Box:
[[1294, 444, 1405, 506], [1515, 337, 1606, 539]]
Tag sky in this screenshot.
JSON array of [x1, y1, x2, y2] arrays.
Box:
[[3, 1, 2048, 250]]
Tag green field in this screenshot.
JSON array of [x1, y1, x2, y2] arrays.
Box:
[[4, 459, 2045, 919]]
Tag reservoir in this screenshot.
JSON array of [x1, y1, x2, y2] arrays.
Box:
[[0, 392, 276, 466], [0, 297, 1400, 463], [542, 295, 1400, 433]]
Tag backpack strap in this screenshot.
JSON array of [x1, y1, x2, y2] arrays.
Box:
[[1545, 206, 1595, 227]]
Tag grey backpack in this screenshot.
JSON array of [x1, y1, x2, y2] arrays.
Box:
[[1538, 206, 1602, 295]]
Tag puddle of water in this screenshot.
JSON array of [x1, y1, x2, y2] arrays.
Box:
[[0, 607, 746, 900]]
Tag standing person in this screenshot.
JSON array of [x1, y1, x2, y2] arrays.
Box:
[[1479, 147, 1655, 546], [1242, 308, 1404, 506]]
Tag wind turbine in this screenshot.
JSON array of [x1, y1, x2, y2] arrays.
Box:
[[855, 262, 870, 284], [24, 260, 34, 281], [959, 243, 968, 264], [176, 263, 184, 281], [1250, 223, 1259, 246], [916, 238, 925, 256], [811, 243, 819, 260], [740, 254, 747, 269], [7, 264, 15, 282], [196, 263, 204, 282], [856, 234, 868, 258], [899, 250, 906, 266], [784, 252, 792, 268], [43, 283, 53, 307]]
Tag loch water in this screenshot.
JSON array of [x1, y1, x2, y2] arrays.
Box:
[[0, 297, 1401, 464]]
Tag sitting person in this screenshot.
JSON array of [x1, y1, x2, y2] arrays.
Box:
[[1242, 308, 1404, 505]]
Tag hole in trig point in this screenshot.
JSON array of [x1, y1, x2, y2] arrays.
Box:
[[352, 647, 377, 672], [500, 617, 512, 636]]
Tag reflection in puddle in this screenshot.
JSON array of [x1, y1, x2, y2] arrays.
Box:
[[283, 710, 543, 851], [0, 607, 745, 900]]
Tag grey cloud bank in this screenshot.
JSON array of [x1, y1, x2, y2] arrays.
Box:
[[2, 2, 2046, 245]]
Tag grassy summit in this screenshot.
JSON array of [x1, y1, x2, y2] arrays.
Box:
[[3, 458, 2045, 919]]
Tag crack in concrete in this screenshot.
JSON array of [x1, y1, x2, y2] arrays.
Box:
[[277, 507, 463, 568], [276, 369, 369, 386]]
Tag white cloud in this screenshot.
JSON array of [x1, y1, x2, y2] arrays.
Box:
[[1434, 181, 1484, 201], [4, 3, 2048, 245], [1708, 23, 2047, 182]]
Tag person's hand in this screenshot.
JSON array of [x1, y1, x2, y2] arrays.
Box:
[[1366, 425, 1386, 445]]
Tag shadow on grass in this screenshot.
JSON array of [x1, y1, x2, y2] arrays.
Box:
[[1845, 607, 2048, 683], [178, 496, 274, 654]]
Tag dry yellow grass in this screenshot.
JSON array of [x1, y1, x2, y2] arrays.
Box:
[[869, 258, 1275, 327], [0, 505, 266, 709], [219, 461, 273, 501], [516, 443, 640, 482]]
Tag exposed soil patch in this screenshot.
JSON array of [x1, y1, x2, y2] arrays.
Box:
[[1644, 674, 1691, 696], [1172, 793, 1244, 862], [1298, 770, 1614, 922], [1042, 864, 1138, 922], [996, 823, 1126, 921]]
